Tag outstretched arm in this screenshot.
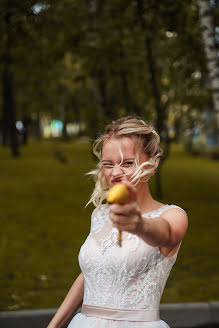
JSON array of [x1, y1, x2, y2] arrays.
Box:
[[136, 207, 188, 248], [109, 184, 188, 256], [111, 203, 187, 242]]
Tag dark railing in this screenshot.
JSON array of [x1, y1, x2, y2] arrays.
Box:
[[0, 302, 218, 328]]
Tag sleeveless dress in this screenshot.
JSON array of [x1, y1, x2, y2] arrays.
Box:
[[67, 204, 186, 328]]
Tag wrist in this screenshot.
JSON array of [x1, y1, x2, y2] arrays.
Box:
[[136, 215, 149, 239], [135, 214, 145, 235]]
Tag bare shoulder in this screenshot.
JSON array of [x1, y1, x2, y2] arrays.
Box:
[[161, 206, 188, 244], [162, 205, 188, 222], [157, 206, 188, 256]]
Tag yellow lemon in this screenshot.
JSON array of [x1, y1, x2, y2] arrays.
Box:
[[107, 183, 129, 204]]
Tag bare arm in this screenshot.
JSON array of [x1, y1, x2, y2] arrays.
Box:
[[136, 208, 188, 247], [110, 203, 188, 250], [47, 272, 84, 328]]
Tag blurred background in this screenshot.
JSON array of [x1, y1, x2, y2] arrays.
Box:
[[0, 0, 219, 311]]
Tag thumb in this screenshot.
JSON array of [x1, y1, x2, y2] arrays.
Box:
[[123, 182, 137, 202]]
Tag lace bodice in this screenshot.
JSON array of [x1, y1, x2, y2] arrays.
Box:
[[79, 204, 184, 311]]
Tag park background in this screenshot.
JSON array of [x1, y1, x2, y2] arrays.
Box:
[[0, 0, 219, 312]]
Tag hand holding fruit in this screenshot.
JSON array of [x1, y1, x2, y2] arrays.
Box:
[[107, 183, 142, 246]]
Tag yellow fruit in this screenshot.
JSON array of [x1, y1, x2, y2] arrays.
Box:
[[107, 183, 129, 248], [107, 183, 129, 204]]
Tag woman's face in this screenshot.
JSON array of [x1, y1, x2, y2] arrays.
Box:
[[101, 136, 148, 188]]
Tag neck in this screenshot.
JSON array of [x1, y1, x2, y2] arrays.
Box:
[[136, 182, 162, 213]]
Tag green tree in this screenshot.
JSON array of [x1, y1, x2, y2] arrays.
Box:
[[197, 0, 219, 143]]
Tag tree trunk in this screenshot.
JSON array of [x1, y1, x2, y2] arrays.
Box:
[[144, 37, 166, 136], [119, 42, 142, 116], [35, 111, 42, 139], [2, 65, 19, 157], [21, 115, 29, 145], [96, 70, 115, 122], [136, 0, 166, 198], [197, 0, 219, 143], [155, 164, 162, 200], [60, 105, 68, 140], [88, 0, 115, 125], [2, 68, 9, 147], [2, 10, 19, 156]]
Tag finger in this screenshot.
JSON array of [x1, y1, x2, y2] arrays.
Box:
[[110, 203, 139, 216], [113, 222, 135, 232], [122, 182, 136, 202], [109, 211, 128, 223], [110, 213, 128, 224], [110, 203, 125, 215], [110, 211, 134, 227]]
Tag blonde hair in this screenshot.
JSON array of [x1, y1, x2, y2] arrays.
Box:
[[86, 116, 163, 207]]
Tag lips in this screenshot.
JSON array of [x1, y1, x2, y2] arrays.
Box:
[[111, 179, 122, 184]]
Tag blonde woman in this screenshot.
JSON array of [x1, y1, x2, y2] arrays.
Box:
[[47, 117, 188, 328]]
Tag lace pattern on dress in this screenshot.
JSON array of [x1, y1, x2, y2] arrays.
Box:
[[79, 204, 185, 310]]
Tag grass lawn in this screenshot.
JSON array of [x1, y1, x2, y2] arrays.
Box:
[[0, 139, 218, 311]]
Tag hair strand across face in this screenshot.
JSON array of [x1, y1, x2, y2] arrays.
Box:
[[86, 116, 163, 208]]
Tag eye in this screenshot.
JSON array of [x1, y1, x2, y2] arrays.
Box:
[[102, 163, 113, 168], [122, 161, 134, 167]]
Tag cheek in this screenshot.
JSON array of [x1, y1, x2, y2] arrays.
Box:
[[102, 169, 110, 181]]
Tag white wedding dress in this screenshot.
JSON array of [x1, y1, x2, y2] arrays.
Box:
[[67, 204, 186, 328]]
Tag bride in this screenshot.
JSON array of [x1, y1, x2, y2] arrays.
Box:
[[47, 116, 188, 328]]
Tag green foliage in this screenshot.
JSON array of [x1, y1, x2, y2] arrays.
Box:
[[0, 141, 218, 310], [0, 0, 213, 138]]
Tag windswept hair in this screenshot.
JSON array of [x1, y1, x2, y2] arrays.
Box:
[[86, 116, 163, 207]]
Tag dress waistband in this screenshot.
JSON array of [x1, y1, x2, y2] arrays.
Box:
[[81, 304, 160, 322]]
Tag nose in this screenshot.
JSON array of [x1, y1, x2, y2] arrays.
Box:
[[112, 165, 123, 177]]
